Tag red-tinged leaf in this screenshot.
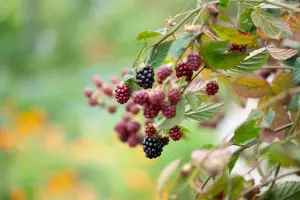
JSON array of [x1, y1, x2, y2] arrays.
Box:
[[259, 127, 276, 143], [266, 45, 298, 60], [272, 103, 290, 140], [232, 76, 270, 98]]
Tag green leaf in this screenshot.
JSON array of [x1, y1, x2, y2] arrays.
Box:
[[292, 57, 300, 85], [229, 47, 269, 74], [229, 175, 246, 200], [219, 0, 230, 8], [288, 92, 300, 110], [179, 125, 191, 133], [232, 75, 270, 98], [126, 79, 140, 95], [238, 8, 256, 33], [147, 40, 173, 67], [264, 142, 297, 167], [184, 92, 199, 111], [184, 102, 224, 123], [155, 100, 186, 129], [136, 30, 163, 40], [169, 33, 200, 57], [232, 120, 260, 144], [200, 41, 247, 70], [157, 158, 182, 194], [263, 181, 300, 200], [219, 9, 232, 23], [251, 8, 292, 39], [228, 153, 240, 173], [211, 24, 256, 45], [122, 69, 136, 83]]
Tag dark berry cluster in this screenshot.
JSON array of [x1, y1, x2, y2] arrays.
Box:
[[114, 83, 130, 104], [157, 65, 172, 84], [176, 62, 193, 81], [136, 66, 155, 89], [143, 136, 164, 159], [229, 44, 247, 53], [206, 81, 219, 96], [187, 52, 201, 71], [114, 116, 141, 147], [169, 125, 183, 141]]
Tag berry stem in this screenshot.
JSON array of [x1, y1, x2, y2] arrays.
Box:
[[132, 42, 147, 68]]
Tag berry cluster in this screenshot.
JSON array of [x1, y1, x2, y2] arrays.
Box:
[[175, 52, 202, 81], [229, 44, 247, 53], [114, 116, 142, 147]]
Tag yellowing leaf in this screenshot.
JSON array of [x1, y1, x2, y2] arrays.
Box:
[[211, 24, 256, 45], [233, 76, 270, 98], [271, 71, 292, 95], [266, 45, 298, 60], [281, 10, 300, 41]]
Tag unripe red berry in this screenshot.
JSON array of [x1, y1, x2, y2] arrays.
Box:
[[129, 104, 140, 115], [149, 90, 165, 107], [169, 125, 183, 141], [176, 62, 193, 81], [162, 102, 176, 118], [83, 87, 94, 97], [110, 76, 119, 84], [157, 65, 172, 84], [126, 121, 141, 133], [187, 52, 201, 71], [229, 44, 247, 53], [102, 85, 113, 97], [87, 98, 98, 106], [132, 90, 149, 105], [143, 103, 161, 119], [168, 88, 181, 105], [205, 81, 219, 96], [93, 76, 103, 88], [122, 115, 131, 122], [127, 134, 140, 147], [114, 120, 128, 134], [118, 131, 130, 142], [145, 123, 157, 136], [114, 83, 130, 104]]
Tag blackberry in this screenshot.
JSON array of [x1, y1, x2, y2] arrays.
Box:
[[114, 83, 130, 104], [143, 103, 161, 119], [229, 44, 247, 53], [157, 65, 172, 84], [143, 136, 164, 159], [162, 102, 176, 118], [149, 90, 165, 107], [132, 90, 149, 105], [168, 88, 181, 105], [136, 66, 155, 89], [126, 121, 141, 133], [145, 123, 157, 136], [205, 81, 219, 96], [176, 62, 193, 81], [169, 125, 183, 141], [187, 52, 201, 71], [128, 134, 140, 147]]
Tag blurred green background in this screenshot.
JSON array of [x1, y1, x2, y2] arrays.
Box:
[[0, 0, 214, 199]]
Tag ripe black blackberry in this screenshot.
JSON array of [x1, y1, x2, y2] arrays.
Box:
[[132, 90, 149, 105], [114, 84, 130, 104], [169, 125, 183, 141], [136, 66, 155, 89], [145, 123, 157, 136], [149, 90, 165, 107], [176, 62, 193, 81], [143, 136, 164, 159], [168, 88, 181, 105], [206, 81, 219, 96], [157, 65, 172, 84], [187, 52, 201, 71], [162, 102, 176, 118], [229, 44, 247, 53], [143, 103, 161, 119]]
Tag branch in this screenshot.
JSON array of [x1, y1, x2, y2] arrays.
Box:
[[238, 169, 300, 198]]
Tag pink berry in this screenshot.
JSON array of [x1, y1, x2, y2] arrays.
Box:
[[149, 90, 165, 107], [110, 76, 119, 84], [83, 87, 94, 97], [168, 88, 181, 105], [93, 76, 103, 88], [114, 83, 130, 104], [143, 103, 161, 119], [87, 98, 98, 106], [162, 102, 176, 118], [114, 120, 128, 135], [157, 65, 172, 84], [187, 52, 201, 71], [102, 85, 113, 97], [127, 134, 140, 147], [132, 90, 149, 105], [122, 115, 131, 122], [129, 104, 140, 115], [126, 121, 141, 133], [176, 62, 193, 81]]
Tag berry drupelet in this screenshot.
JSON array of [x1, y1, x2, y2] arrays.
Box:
[[176, 62, 193, 81], [169, 125, 183, 141], [114, 83, 130, 104], [136, 66, 155, 89], [143, 136, 164, 159], [205, 81, 219, 96], [168, 88, 181, 105], [157, 65, 172, 84], [187, 52, 201, 71]]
